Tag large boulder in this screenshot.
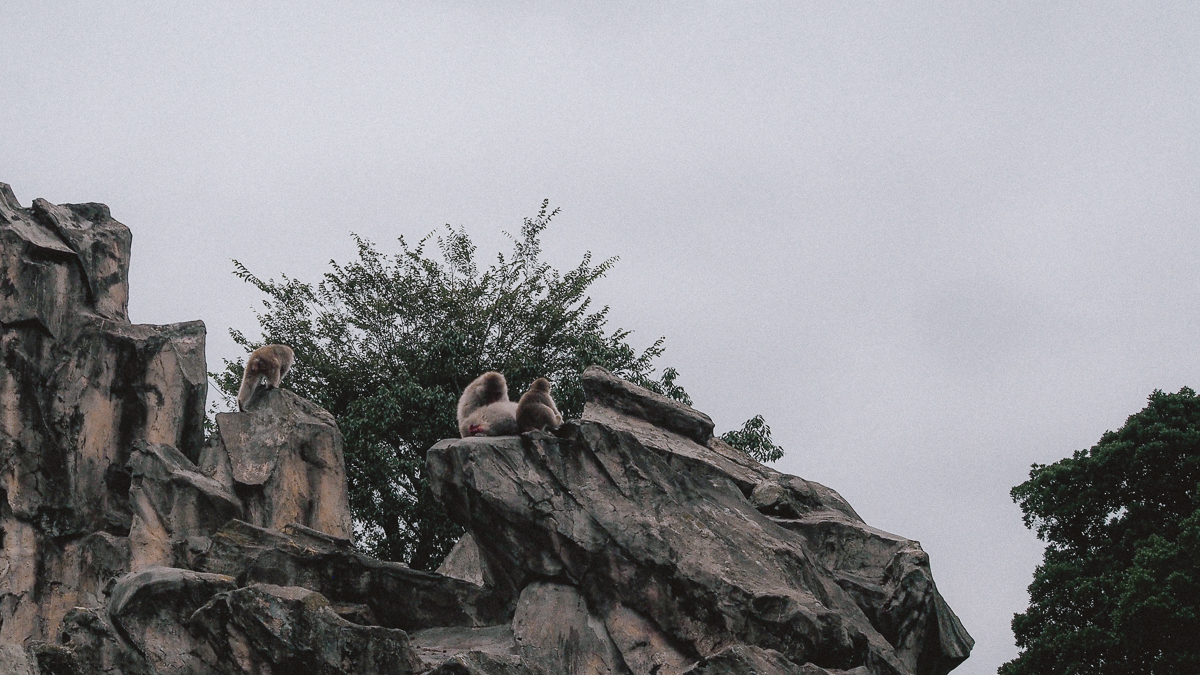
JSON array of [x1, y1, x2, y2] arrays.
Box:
[[212, 388, 353, 539], [426, 366, 972, 675]]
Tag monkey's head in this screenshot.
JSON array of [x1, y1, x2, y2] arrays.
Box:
[[529, 378, 552, 392], [478, 371, 507, 402]]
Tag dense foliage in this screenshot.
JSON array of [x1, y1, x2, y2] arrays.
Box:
[[1003, 388, 1200, 675], [214, 202, 783, 569]]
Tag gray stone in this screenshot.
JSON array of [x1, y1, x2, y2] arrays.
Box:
[[213, 388, 353, 539], [682, 644, 870, 675], [127, 441, 243, 569], [190, 583, 422, 675], [192, 519, 513, 631], [512, 581, 627, 675], [0, 185, 205, 643], [581, 365, 714, 444], [427, 652, 541, 675], [601, 602, 695, 675], [428, 373, 973, 675], [0, 645, 37, 675], [409, 625, 518, 670], [53, 606, 153, 675], [107, 566, 238, 675], [438, 532, 488, 586]]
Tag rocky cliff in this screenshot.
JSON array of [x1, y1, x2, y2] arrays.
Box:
[[0, 184, 972, 675]]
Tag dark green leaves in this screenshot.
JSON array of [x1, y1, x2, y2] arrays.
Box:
[[720, 414, 784, 463], [1003, 388, 1200, 675]]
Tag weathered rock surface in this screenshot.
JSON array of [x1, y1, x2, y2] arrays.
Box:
[[128, 442, 242, 570], [107, 566, 237, 674], [190, 583, 422, 675], [426, 366, 973, 675], [682, 644, 866, 675], [0, 644, 38, 675], [1, 185, 378, 673], [191, 519, 513, 631], [0, 184, 970, 675], [0, 184, 205, 644], [213, 388, 353, 539]]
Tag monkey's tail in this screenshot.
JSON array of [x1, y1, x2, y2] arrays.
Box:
[[237, 369, 259, 412]]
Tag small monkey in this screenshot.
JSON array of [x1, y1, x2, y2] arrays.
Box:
[[457, 371, 519, 437], [516, 377, 563, 433], [237, 344, 295, 411]]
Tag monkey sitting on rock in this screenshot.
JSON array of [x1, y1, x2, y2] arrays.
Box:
[[458, 371, 520, 437], [516, 378, 563, 433], [237, 344, 295, 411], [457, 372, 562, 437]]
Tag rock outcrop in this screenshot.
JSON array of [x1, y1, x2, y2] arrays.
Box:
[[0, 184, 971, 674], [426, 366, 973, 675]]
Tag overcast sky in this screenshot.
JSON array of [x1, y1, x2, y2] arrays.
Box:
[[4, 3, 1199, 673]]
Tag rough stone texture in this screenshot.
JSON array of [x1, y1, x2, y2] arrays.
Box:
[[429, 375, 973, 675], [437, 532, 489, 587], [190, 583, 423, 675], [580, 366, 714, 444], [409, 626, 518, 671], [0, 183, 970, 675], [512, 581, 626, 675], [0, 184, 204, 644], [427, 652, 540, 675], [682, 644, 868, 675], [54, 606, 153, 675], [107, 566, 237, 675], [191, 519, 513, 631], [127, 442, 242, 570], [1, 186, 374, 672], [0, 644, 38, 675], [213, 388, 353, 539]]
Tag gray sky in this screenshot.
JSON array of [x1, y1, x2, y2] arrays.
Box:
[[4, 3, 1199, 672]]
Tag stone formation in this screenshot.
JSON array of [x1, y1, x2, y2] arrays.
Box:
[[0, 183, 972, 674]]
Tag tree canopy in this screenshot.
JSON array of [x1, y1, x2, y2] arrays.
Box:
[[213, 202, 784, 570], [1003, 387, 1200, 675]]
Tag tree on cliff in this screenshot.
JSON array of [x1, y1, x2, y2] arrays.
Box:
[[214, 201, 784, 569], [1002, 387, 1200, 675]]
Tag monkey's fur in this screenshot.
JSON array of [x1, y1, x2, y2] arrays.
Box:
[[458, 371, 520, 437], [237, 344, 295, 411], [516, 377, 563, 433]]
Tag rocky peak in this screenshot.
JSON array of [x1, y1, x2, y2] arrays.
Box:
[[0, 184, 971, 675]]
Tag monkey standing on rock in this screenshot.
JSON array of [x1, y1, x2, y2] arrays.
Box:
[[516, 378, 562, 433], [237, 344, 295, 411]]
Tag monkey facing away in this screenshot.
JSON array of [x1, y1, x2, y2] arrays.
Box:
[[516, 377, 563, 433], [458, 371, 519, 437], [237, 344, 295, 411]]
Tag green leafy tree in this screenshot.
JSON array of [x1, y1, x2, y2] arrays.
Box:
[[1003, 387, 1200, 675], [214, 202, 784, 569], [721, 414, 784, 463]]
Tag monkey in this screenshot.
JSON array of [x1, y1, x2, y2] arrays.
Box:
[[237, 344, 295, 411], [457, 371, 520, 437], [516, 377, 563, 433]]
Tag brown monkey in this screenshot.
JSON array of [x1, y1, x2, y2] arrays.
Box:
[[457, 371, 519, 437], [237, 344, 295, 411], [516, 377, 563, 433]]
